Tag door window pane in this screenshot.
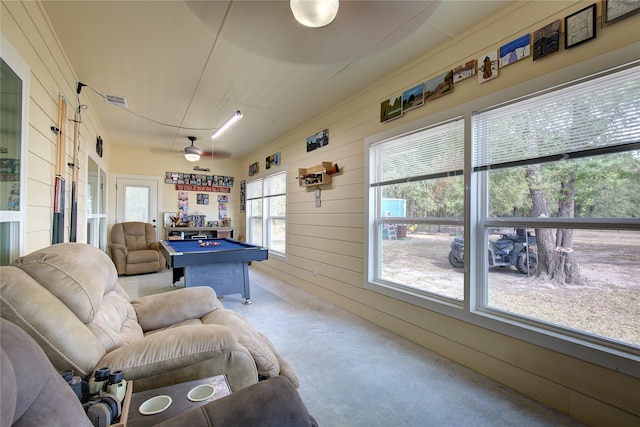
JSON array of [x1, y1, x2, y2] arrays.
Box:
[[125, 186, 150, 222], [0, 59, 22, 211], [0, 56, 25, 264]]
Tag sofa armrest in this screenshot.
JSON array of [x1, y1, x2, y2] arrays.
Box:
[[149, 241, 160, 251], [155, 376, 318, 427], [109, 244, 128, 274], [97, 324, 237, 380], [109, 243, 127, 254], [260, 333, 300, 388], [131, 287, 221, 331]]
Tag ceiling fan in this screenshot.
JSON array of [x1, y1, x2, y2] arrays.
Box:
[[183, 136, 230, 162]]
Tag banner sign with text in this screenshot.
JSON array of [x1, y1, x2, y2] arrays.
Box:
[[175, 184, 231, 193]]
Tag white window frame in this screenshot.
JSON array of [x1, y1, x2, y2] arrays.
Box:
[[86, 155, 108, 251], [0, 34, 29, 260], [364, 47, 640, 378], [246, 170, 287, 258], [367, 117, 465, 305]]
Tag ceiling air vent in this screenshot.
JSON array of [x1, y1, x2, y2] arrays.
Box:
[[103, 93, 128, 108]]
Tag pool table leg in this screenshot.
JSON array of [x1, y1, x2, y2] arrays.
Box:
[[171, 267, 184, 286], [242, 263, 252, 304]]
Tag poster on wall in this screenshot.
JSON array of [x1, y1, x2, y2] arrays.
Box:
[[178, 192, 188, 223], [240, 180, 246, 212]]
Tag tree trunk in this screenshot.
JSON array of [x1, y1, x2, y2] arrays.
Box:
[[525, 165, 583, 285], [554, 172, 584, 285], [525, 164, 557, 277]]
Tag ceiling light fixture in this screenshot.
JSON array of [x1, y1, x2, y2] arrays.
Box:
[[184, 136, 202, 162], [290, 0, 339, 28], [211, 110, 243, 140]]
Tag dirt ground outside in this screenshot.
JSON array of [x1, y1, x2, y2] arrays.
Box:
[[382, 229, 640, 348]]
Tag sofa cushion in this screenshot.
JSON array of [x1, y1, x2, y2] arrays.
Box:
[[127, 249, 160, 264], [12, 243, 143, 352], [121, 222, 156, 250], [0, 266, 107, 377]]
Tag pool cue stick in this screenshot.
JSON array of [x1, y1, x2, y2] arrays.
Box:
[[52, 94, 66, 244], [69, 103, 79, 242]]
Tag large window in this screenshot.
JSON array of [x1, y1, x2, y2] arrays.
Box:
[[368, 118, 464, 301], [246, 171, 287, 256], [366, 60, 640, 370], [473, 62, 640, 348]]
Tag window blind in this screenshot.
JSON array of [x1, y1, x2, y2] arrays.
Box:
[[473, 61, 640, 170], [264, 172, 286, 197], [246, 179, 262, 200], [369, 117, 464, 187]]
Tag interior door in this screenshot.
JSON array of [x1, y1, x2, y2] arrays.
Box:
[[115, 177, 159, 235]]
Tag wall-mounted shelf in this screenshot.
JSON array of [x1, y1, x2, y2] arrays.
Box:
[[298, 162, 334, 187]]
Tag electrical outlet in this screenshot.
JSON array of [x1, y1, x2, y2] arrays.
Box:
[[312, 266, 318, 276]]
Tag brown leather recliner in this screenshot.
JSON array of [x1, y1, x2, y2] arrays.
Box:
[[109, 222, 163, 275], [0, 243, 299, 394]]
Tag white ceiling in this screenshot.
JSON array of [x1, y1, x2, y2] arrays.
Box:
[[42, 0, 508, 160]]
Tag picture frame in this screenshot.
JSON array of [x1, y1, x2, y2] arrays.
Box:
[[380, 93, 403, 123], [453, 60, 476, 83], [602, 0, 640, 26], [532, 19, 560, 61], [478, 50, 499, 84], [499, 34, 531, 68], [306, 130, 329, 152], [565, 4, 596, 49], [402, 83, 424, 113], [163, 212, 175, 227], [424, 70, 453, 102]]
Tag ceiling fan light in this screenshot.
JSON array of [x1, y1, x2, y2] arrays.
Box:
[[184, 144, 201, 162], [211, 110, 243, 140], [290, 0, 339, 28]]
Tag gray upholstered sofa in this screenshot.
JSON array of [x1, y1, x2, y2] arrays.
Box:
[[0, 243, 298, 393]]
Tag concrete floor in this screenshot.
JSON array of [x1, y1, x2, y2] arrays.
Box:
[[119, 268, 584, 427]]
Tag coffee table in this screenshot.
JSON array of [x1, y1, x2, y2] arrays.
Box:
[[126, 375, 232, 426]]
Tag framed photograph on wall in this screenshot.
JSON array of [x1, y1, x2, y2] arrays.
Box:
[[565, 4, 596, 49], [603, 0, 640, 26]]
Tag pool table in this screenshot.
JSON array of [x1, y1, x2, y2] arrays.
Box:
[[159, 238, 268, 304]]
